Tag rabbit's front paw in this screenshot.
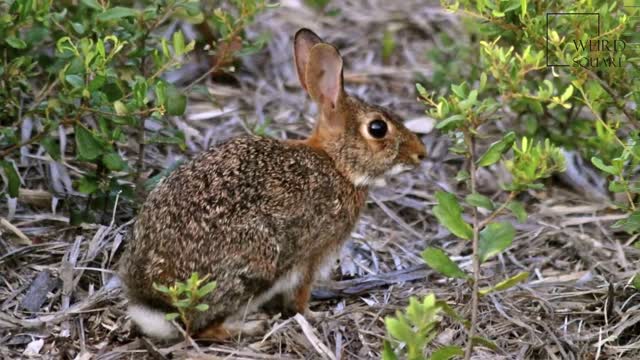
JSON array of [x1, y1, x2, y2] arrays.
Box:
[[304, 308, 329, 323]]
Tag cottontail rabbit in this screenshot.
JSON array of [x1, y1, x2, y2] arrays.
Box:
[[121, 28, 427, 340]]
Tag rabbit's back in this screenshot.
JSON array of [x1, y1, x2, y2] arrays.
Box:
[[123, 135, 366, 325]]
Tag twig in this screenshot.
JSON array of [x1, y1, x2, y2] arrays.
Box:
[[169, 319, 202, 354], [0, 217, 32, 245], [464, 133, 480, 360], [184, 7, 254, 92], [108, 190, 122, 229], [293, 314, 337, 360], [584, 69, 636, 127], [0, 129, 48, 159], [134, 27, 152, 188], [478, 192, 517, 229]]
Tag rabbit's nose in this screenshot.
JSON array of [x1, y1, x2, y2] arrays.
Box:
[[411, 151, 426, 164], [412, 145, 427, 163]]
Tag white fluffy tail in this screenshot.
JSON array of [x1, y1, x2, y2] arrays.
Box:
[[128, 303, 179, 340]]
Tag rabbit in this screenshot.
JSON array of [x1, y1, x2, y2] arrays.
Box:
[[120, 28, 427, 341]]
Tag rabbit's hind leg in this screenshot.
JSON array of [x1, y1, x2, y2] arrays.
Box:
[[291, 260, 332, 322], [293, 282, 327, 322], [292, 280, 312, 315], [195, 322, 231, 341], [196, 319, 267, 341]]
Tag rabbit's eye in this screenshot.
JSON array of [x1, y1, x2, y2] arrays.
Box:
[[368, 119, 388, 139]]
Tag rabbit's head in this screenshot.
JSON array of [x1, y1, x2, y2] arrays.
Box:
[[294, 29, 427, 186]]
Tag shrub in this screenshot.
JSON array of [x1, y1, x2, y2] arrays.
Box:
[[0, 0, 270, 223], [153, 272, 217, 336], [386, 0, 638, 357]]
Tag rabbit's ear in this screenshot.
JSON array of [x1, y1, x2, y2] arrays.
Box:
[[294, 29, 323, 91], [305, 43, 344, 113]]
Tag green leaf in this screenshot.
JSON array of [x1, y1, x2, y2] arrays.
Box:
[[477, 132, 516, 167], [382, 29, 396, 61], [422, 247, 467, 279], [435, 300, 468, 327], [451, 83, 467, 98], [436, 114, 465, 130], [165, 313, 180, 321], [77, 176, 99, 194], [71, 22, 85, 35], [612, 211, 640, 234], [560, 85, 574, 102], [41, 137, 61, 161], [81, 0, 102, 10], [133, 78, 148, 107], [385, 317, 413, 343], [197, 281, 217, 297], [479, 271, 529, 296], [433, 191, 473, 240], [195, 303, 209, 312], [165, 84, 187, 116], [75, 125, 103, 160], [416, 83, 429, 99], [103, 82, 124, 101], [173, 30, 186, 56], [471, 336, 499, 351], [175, 282, 188, 295], [382, 341, 397, 360], [113, 100, 128, 116], [97, 6, 138, 21], [478, 222, 515, 263], [465, 193, 494, 210], [6, 36, 27, 49], [507, 201, 527, 223], [175, 299, 191, 308], [102, 152, 126, 171], [479, 72, 487, 91], [0, 160, 20, 198], [431, 345, 464, 360], [65, 74, 84, 89], [178, 1, 203, 16], [632, 274, 640, 291], [609, 180, 626, 193], [455, 170, 470, 183], [520, 0, 527, 17], [155, 81, 167, 106], [153, 283, 170, 293], [591, 157, 618, 175]]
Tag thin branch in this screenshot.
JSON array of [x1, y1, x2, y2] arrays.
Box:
[[184, 5, 258, 92], [478, 192, 517, 229], [584, 68, 636, 127], [0, 130, 47, 159], [464, 133, 480, 360], [169, 319, 202, 354], [134, 26, 152, 189], [0, 117, 77, 159]]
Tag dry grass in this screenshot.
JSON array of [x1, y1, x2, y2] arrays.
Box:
[[1, 1, 640, 359]]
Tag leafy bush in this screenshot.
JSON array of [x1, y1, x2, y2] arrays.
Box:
[[430, 0, 639, 212], [387, 0, 640, 357], [154, 272, 217, 336], [383, 294, 466, 360], [0, 0, 270, 223]]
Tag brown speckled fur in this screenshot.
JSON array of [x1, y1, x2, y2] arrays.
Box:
[[120, 28, 426, 336]]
